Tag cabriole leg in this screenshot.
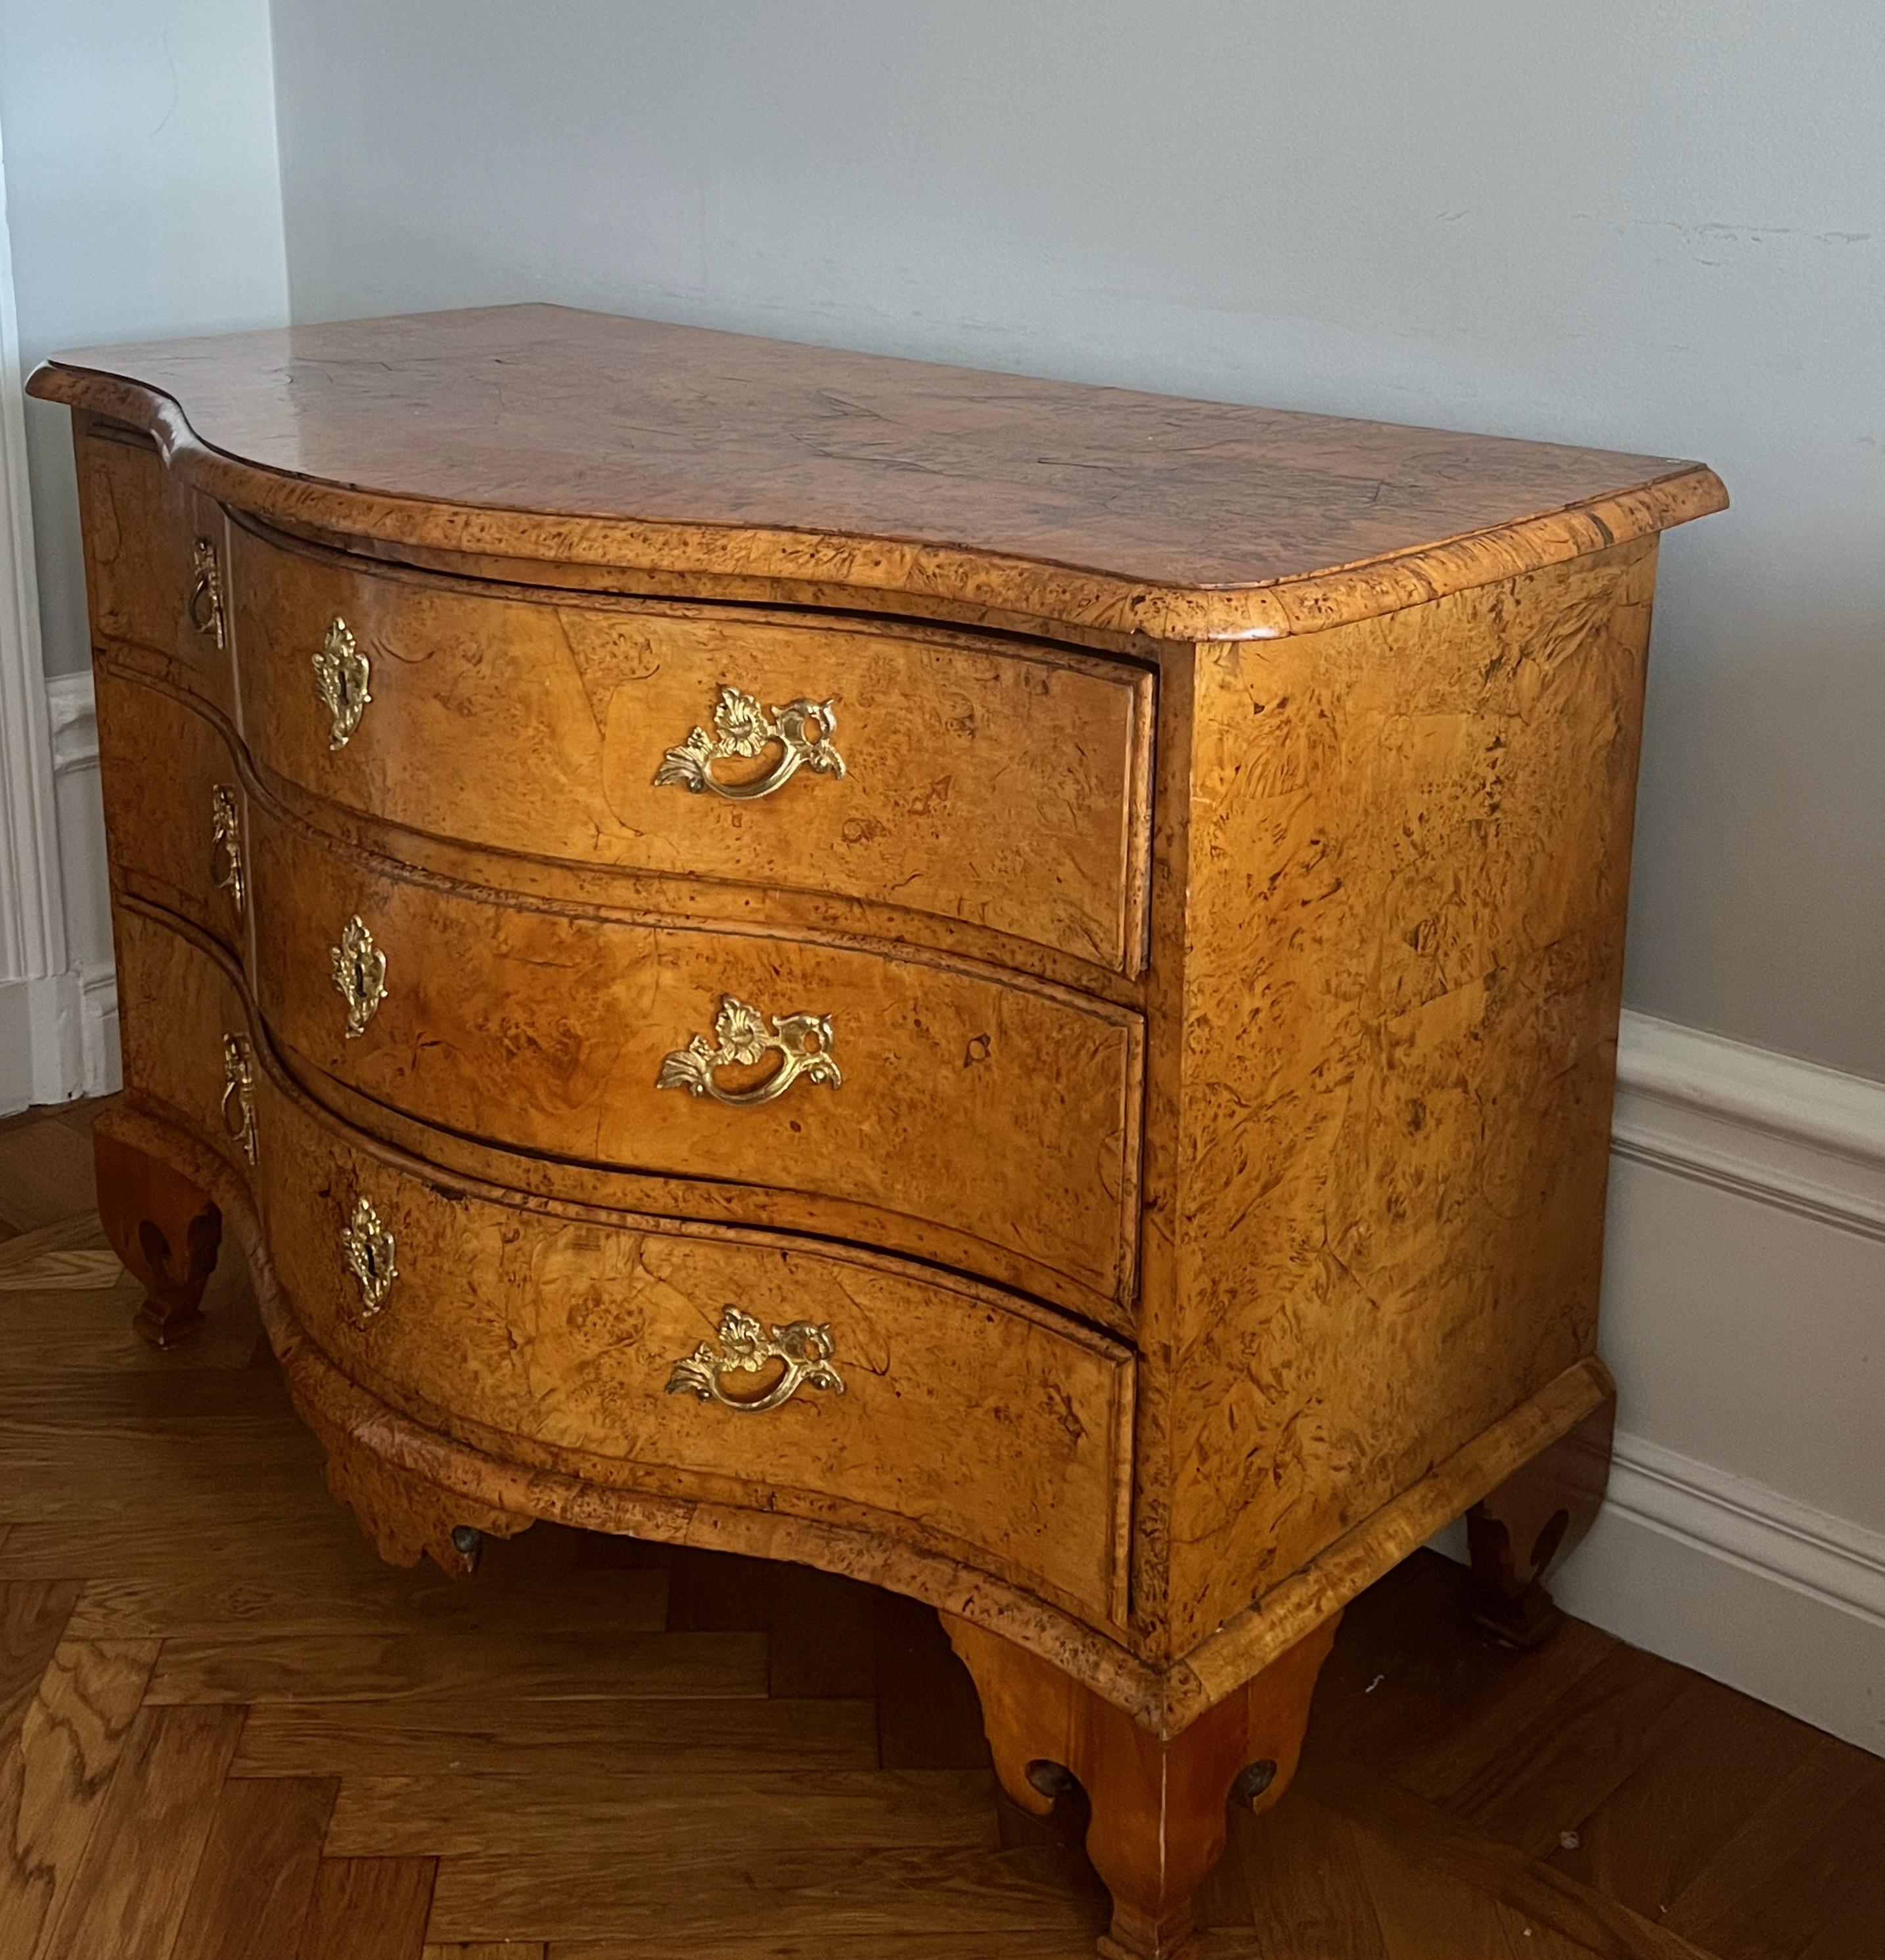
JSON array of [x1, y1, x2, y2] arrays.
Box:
[[94, 1126, 223, 1348], [943, 1612, 1340, 1960], [1466, 1390, 1617, 1649]]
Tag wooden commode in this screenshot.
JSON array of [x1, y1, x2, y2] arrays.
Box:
[[31, 306, 1725, 1959]]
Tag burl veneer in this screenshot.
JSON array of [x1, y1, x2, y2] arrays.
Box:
[[32, 305, 1724, 1959]]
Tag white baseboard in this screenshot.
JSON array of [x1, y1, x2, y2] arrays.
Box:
[[0, 967, 87, 1113], [1431, 1422, 1885, 1757], [78, 957, 122, 1099], [5, 672, 120, 1105], [1559, 1435, 1885, 1754], [0, 976, 32, 1114], [1555, 1486, 1885, 1760], [1602, 1430, 1885, 1629], [1438, 1013, 1885, 1758]]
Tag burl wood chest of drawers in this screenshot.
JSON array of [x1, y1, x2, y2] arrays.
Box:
[[31, 306, 1724, 1959]]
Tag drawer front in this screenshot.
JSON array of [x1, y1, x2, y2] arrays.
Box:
[[227, 521, 1152, 972], [95, 670, 248, 961], [248, 805, 1141, 1310], [256, 1080, 1133, 1623], [75, 428, 235, 719], [114, 905, 262, 1183]]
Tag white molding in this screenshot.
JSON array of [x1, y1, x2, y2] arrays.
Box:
[[1614, 1008, 1885, 1241], [1599, 1022, 1885, 1748], [0, 113, 69, 995], [0, 978, 32, 1114], [45, 670, 100, 778], [1555, 1441, 1885, 1755], [1604, 1434, 1885, 1633], [39, 670, 118, 1099], [1432, 1014, 1885, 1752], [78, 957, 121, 1099]]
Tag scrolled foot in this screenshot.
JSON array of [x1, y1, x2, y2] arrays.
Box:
[[943, 1613, 1340, 1960], [95, 1127, 223, 1347], [1466, 1390, 1616, 1649]]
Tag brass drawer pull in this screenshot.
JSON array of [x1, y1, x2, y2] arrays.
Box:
[[220, 1034, 258, 1164], [655, 685, 844, 800], [656, 994, 840, 1106], [189, 539, 225, 648], [209, 785, 245, 915], [667, 1307, 845, 1413], [341, 1195, 397, 1320], [330, 915, 388, 1038], [313, 616, 372, 750]]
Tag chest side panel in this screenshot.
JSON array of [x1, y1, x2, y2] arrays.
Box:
[[1160, 539, 1658, 1651]]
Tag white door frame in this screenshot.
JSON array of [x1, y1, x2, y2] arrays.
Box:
[[0, 110, 74, 1114]]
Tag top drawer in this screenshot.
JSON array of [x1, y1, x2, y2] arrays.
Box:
[[227, 522, 1153, 973], [74, 428, 235, 718]]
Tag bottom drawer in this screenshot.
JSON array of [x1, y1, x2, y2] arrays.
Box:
[[253, 1071, 1135, 1626], [115, 902, 261, 1181]]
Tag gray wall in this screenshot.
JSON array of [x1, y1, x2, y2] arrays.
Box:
[[1, 0, 287, 678], [262, 3, 1880, 1079]]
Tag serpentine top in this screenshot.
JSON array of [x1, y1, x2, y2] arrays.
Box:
[[30, 302, 1725, 642]]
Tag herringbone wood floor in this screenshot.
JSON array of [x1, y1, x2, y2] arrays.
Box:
[[3, 1099, 1882, 1959]]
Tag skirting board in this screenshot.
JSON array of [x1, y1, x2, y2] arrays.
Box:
[[1440, 1013, 1885, 1757], [1555, 1435, 1885, 1756], [1436, 1430, 1885, 1756], [35, 672, 119, 1103]]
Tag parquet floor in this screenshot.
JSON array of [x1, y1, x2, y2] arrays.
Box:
[[3, 1099, 1882, 1959]]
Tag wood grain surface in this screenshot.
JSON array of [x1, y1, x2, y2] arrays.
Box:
[[91, 1071, 1610, 1738], [93, 666, 244, 963], [103, 909, 1137, 1629], [70, 424, 235, 718], [31, 305, 1725, 643]]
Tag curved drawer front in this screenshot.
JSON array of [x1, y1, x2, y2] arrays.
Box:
[[114, 904, 262, 1183], [227, 521, 1152, 973], [95, 669, 248, 962], [75, 428, 235, 719], [248, 806, 1142, 1310], [254, 1082, 1133, 1624]]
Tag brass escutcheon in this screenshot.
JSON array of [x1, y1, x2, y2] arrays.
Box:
[[330, 914, 388, 1039], [340, 1194, 397, 1321], [313, 616, 371, 750]]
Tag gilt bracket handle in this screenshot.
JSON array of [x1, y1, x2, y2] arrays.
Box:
[[654, 685, 844, 800], [189, 539, 225, 649], [656, 994, 841, 1107], [666, 1307, 845, 1413]]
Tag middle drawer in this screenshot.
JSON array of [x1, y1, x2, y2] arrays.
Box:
[[248, 802, 1143, 1315]]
